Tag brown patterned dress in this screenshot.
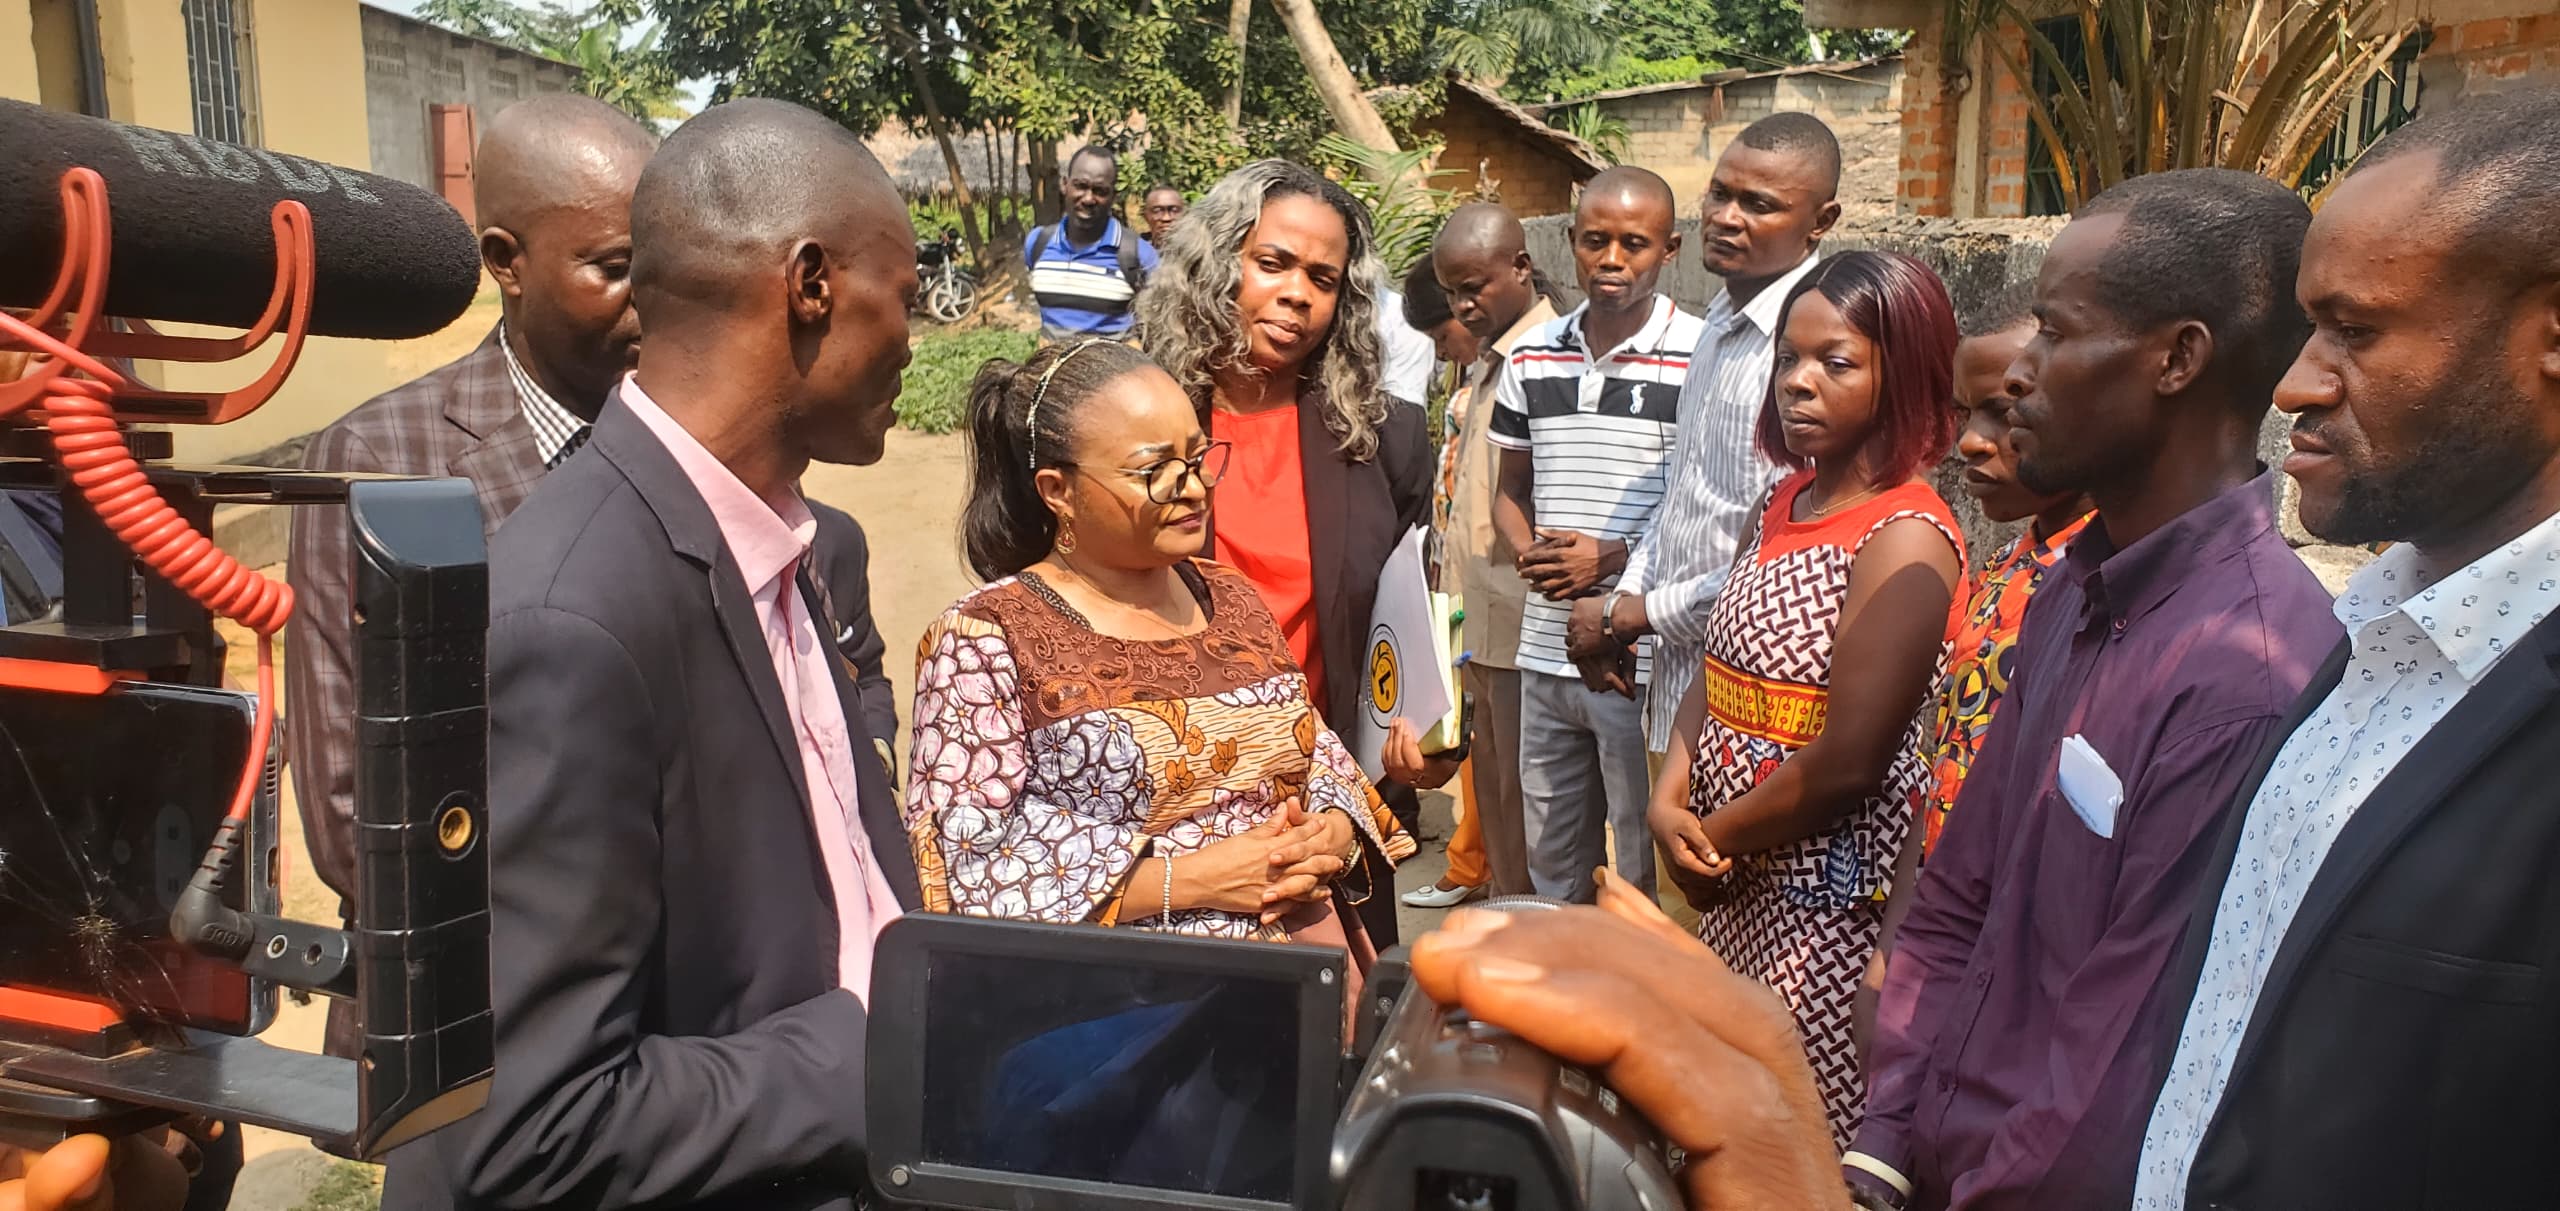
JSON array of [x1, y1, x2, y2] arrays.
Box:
[[904, 559, 1411, 941]]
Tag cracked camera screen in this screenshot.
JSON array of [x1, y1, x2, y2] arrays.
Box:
[[0, 681, 264, 1035]]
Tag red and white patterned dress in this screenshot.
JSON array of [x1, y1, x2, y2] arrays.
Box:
[[1685, 471, 1963, 1148]]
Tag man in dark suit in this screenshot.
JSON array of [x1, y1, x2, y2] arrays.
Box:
[[2128, 87, 2560, 1209], [382, 99, 923, 1211], [288, 96, 897, 1057]]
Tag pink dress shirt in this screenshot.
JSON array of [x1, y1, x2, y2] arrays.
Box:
[[622, 377, 904, 1001]]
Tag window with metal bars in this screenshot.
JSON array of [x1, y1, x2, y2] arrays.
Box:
[[182, 0, 262, 146], [2296, 30, 2429, 199], [2024, 15, 2106, 218]]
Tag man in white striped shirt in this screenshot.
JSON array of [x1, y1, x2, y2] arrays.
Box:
[[1490, 167, 1703, 902], [1562, 114, 1843, 916]]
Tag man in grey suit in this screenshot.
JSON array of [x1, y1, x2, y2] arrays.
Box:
[[287, 95, 899, 1059], [381, 99, 923, 1211]]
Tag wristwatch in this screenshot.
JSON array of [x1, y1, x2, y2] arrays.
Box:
[[1600, 589, 1629, 643]]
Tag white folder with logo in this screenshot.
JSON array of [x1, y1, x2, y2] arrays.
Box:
[[1350, 525, 1457, 782]]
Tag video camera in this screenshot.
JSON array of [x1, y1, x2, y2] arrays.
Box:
[[0, 100, 493, 1159], [866, 898, 1684, 1211]]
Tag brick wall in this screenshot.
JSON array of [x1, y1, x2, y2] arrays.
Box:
[[1897, 15, 1959, 215], [1897, 19, 2031, 217], [1904, 4, 2559, 219], [2424, 13, 2560, 93], [1427, 95, 1584, 216], [1980, 22, 2032, 217]]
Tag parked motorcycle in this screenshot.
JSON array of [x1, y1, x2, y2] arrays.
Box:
[[916, 227, 977, 324]]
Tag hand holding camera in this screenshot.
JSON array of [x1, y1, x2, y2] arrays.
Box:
[[1409, 872, 1850, 1211]]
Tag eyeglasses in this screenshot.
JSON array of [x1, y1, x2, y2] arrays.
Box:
[[1064, 441, 1233, 504]]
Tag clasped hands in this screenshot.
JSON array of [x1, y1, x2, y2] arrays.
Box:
[[1169, 798, 1358, 926], [1520, 530, 1640, 699]]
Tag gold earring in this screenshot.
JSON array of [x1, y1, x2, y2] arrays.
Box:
[[1056, 515, 1078, 554]]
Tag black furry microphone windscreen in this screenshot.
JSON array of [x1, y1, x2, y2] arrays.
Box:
[[0, 99, 482, 340]]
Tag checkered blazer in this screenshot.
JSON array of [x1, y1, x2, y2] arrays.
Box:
[[285, 328, 542, 915]]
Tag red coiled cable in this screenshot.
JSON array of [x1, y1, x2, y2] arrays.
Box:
[[0, 308, 288, 825]]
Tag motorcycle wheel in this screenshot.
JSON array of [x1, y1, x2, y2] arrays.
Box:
[[927, 273, 978, 324]]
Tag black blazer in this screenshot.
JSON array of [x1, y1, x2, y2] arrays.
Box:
[[1202, 388, 1432, 731], [2160, 613, 2560, 1209], [383, 393, 922, 1211]]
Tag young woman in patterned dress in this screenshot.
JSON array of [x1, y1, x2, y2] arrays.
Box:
[[1645, 250, 1966, 1147], [905, 339, 1410, 969]]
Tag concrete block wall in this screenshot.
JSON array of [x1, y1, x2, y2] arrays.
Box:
[[359, 7, 580, 194]]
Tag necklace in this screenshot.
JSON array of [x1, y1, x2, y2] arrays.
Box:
[[1040, 556, 1199, 639], [1803, 483, 1884, 520]]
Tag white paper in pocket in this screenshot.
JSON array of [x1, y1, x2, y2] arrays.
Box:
[[2057, 734, 2124, 839]]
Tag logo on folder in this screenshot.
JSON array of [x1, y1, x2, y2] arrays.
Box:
[[1365, 624, 1400, 722]]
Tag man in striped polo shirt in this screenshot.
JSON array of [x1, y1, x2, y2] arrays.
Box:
[[1024, 145, 1158, 342], [1564, 112, 1843, 925], [1489, 166, 1704, 902]]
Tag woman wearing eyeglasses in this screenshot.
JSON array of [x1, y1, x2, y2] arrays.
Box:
[[905, 340, 1412, 966], [1139, 162, 1435, 944]]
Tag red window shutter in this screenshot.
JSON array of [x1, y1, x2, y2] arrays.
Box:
[[431, 103, 478, 227]]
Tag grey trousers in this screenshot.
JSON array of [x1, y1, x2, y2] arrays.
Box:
[[1463, 662, 1533, 897], [1519, 669, 1656, 902]]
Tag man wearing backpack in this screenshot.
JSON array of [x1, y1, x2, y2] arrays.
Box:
[[1025, 145, 1158, 343]]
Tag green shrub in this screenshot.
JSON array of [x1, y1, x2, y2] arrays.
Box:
[[896, 328, 1039, 435]]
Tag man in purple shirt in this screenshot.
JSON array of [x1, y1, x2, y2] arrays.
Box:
[[1846, 170, 2343, 1210]]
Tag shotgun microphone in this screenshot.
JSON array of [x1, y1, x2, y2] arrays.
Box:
[[0, 98, 481, 340]]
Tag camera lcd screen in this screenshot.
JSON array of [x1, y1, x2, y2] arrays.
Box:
[[0, 681, 269, 1035], [917, 947, 1307, 1203]]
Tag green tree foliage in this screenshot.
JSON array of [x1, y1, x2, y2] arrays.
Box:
[[1456, 0, 1903, 108], [1314, 133, 1460, 274], [639, 0, 1449, 196], [414, 0, 689, 123], [1432, 0, 1613, 92]]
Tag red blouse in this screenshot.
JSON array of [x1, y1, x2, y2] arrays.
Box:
[[1211, 404, 1324, 710]]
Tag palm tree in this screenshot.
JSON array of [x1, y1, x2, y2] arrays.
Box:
[[1551, 102, 1629, 160], [1433, 0, 1615, 90], [549, 20, 690, 126], [1940, 0, 2417, 205]]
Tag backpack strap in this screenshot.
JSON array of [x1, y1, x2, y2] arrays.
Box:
[[1114, 221, 1145, 290], [1032, 218, 1145, 291]]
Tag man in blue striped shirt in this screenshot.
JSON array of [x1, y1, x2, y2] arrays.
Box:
[[1024, 145, 1158, 342]]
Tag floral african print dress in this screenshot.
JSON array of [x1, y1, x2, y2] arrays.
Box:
[[1684, 470, 1963, 1150], [905, 559, 1411, 942]]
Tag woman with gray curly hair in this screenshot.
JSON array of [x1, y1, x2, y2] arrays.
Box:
[[1138, 159, 1434, 944]]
